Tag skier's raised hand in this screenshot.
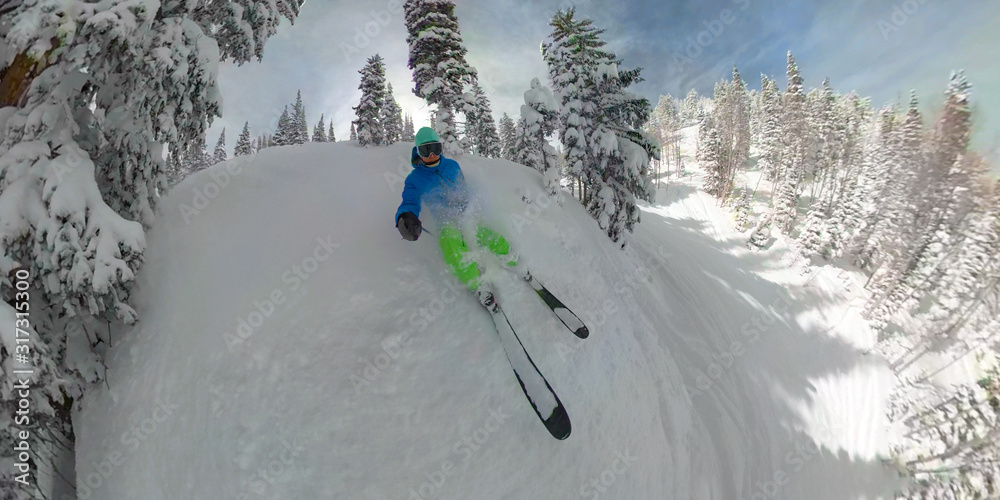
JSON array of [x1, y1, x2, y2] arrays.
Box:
[[397, 212, 422, 241]]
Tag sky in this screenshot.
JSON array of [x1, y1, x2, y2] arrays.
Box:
[[207, 0, 1000, 157]]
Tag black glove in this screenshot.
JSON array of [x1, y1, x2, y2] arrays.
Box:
[[397, 212, 422, 241]]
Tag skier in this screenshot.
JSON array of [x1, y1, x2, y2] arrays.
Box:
[[395, 127, 517, 306], [395, 129, 585, 440]]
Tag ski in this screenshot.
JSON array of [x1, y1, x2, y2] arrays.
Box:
[[521, 272, 589, 339], [479, 292, 571, 440]]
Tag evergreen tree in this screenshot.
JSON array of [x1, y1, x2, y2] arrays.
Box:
[[189, 137, 213, 173], [382, 82, 405, 144], [808, 78, 838, 199], [682, 89, 700, 123], [313, 114, 328, 142], [867, 72, 976, 330], [734, 186, 753, 232], [700, 122, 724, 195], [213, 128, 228, 165], [165, 147, 186, 187], [274, 106, 292, 146], [353, 54, 389, 147], [748, 212, 774, 250], [402, 113, 416, 142], [235, 122, 253, 156], [292, 89, 308, 144], [404, 0, 478, 155], [0, 0, 303, 482], [467, 82, 502, 157], [758, 75, 783, 181], [329, 121, 337, 142], [513, 78, 561, 193], [772, 51, 808, 232], [543, 8, 656, 243], [498, 113, 518, 161], [350, 122, 358, 141]]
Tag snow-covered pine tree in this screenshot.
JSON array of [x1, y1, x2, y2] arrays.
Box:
[[867, 72, 975, 331], [350, 122, 358, 141], [273, 106, 292, 146], [467, 82, 501, 157], [292, 89, 308, 144], [498, 113, 518, 161], [734, 186, 753, 232], [863, 92, 924, 297], [707, 70, 749, 203], [189, 137, 213, 174], [771, 51, 808, 232], [329, 121, 337, 142], [213, 129, 228, 165], [757, 75, 783, 181], [403, 0, 479, 155], [748, 212, 774, 250], [798, 207, 836, 259], [682, 89, 700, 124], [852, 107, 899, 269], [353, 54, 388, 147], [543, 8, 605, 201], [808, 78, 838, 200], [0, 0, 303, 495], [382, 82, 404, 144], [235, 122, 253, 156], [165, 148, 186, 187], [723, 67, 751, 203], [513, 78, 561, 194], [895, 378, 1000, 499], [313, 114, 328, 142], [402, 113, 415, 142], [700, 123, 724, 196], [543, 8, 656, 243], [917, 183, 999, 342]]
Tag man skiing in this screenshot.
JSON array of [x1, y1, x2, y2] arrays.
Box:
[[395, 129, 586, 441], [395, 127, 516, 306]]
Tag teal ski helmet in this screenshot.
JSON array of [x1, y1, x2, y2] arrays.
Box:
[[415, 127, 440, 146]]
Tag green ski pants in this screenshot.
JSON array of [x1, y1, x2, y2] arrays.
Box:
[[438, 223, 517, 290]]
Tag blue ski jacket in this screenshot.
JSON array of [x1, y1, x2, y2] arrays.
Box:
[[395, 147, 469, 225]]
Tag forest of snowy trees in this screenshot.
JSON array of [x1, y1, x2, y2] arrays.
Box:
[[0, 1, 306, 496], [163, 87, 349, 188], [1, 0, 996, 498], [687, 52, 999, 498]]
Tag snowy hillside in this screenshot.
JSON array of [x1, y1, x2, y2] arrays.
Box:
[[74, 139, 900, 499]]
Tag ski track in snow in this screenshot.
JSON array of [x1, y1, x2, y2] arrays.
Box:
[[74, 136, 900, 499]]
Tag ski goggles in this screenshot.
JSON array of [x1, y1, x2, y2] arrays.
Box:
[[417, 142, 443, 158]]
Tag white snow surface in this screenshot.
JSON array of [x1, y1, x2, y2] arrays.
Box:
[[75, 138, 900, 499]]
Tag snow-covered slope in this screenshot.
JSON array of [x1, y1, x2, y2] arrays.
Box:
[[74, 139, 900, 499]]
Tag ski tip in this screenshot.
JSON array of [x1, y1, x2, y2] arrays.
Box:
[[575, 327, 589, 339], [545, 406, 572, 440]]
